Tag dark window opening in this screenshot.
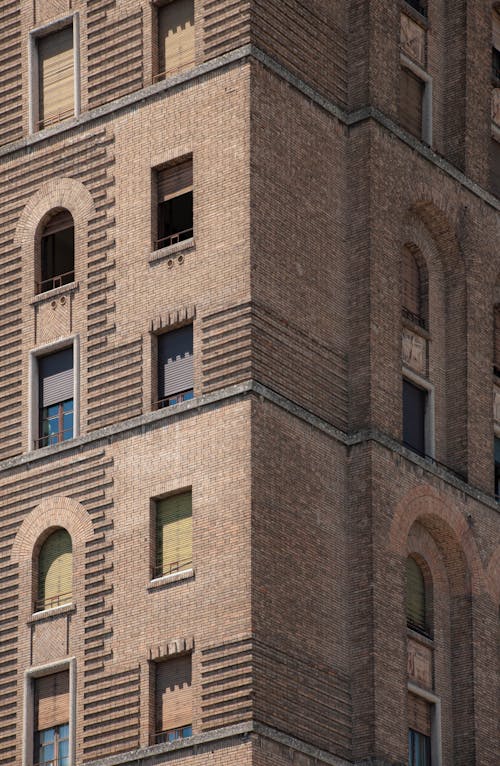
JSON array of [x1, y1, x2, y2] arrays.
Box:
[[39, 212, 75, 293], [400, 67, 425, 140], [156, 325, 194, 409], [493, 47, 500, 82], [37, 348, 74, 449], [158, 192, 193, 249], [406, 556, 429, 636], [403, 379, 427, 456], [495, 438, 500, 499], [408, 729, 431, 766], [402, 247, 427, 328], [404, 0, 427, 18]]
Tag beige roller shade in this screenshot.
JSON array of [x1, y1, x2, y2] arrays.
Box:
[[38, 529, 72, 610], [38, 25, 74, 127], [156, 492, 192, 575], [158, 0, 195, 76], [158, 159, 193, 202], [35, 671, 69, 731], [155, 655, 192, 733], [406, 556, 427, 632], [408, 693, 431, 736]]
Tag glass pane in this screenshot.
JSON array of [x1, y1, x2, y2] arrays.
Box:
[[63, 399, 73, 413], [62, 412, 73, 437], [182, 725, 192, 737]]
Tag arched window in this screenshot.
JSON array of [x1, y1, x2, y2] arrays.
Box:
[[36, 529, 72, 611], [402, 246, 427, 328], [38, 210, 75, 294], [406, 556, 429, 635]]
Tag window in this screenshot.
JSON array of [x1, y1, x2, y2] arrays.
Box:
[[36, 529, 72, 612], [37, 25, 74, 129], [154, 655, 192, 745], [154, 491, 192, 578], [403, 378, 427, 456], [491, 138, 500, 198], [493, 9, 500, 82], [156, 158, 193, 250], [494, 306, 500, 376], [38, 210, 75, 293], [400, 66, 425, 139], [156, 325, 194, 408], [402, 247, 427, 328], [495, 437, 500, 498], [405, 0, 427, 17], [157, 0, 195, 80], [406, 556, 429, 635], [408, 693, 432, 766], [34, 671, 70, 766], [37, 348, 74, 448]]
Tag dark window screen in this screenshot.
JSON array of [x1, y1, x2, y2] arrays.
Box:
[[403, 379, 426, 455]]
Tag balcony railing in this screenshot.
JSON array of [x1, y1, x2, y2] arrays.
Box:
[[151, 725, 192, 745], [152, 558, 192, 580], [34, 591, 72, 613], [155, 390, 194, 410], [155, 228, 193, 251], [153, 62, 195, 83], [35, 426, 73, 449], [37, 270, 75, 294]]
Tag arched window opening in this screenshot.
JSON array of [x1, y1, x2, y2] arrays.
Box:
[[402, 247, 428, 329], [36, 529, 72, 612], [406, 556, 430, 635], [38, 210, 74, 294]]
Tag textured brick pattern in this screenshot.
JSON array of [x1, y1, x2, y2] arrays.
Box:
[[0, 0, 22, 148]]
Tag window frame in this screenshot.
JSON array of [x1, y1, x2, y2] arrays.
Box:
[[28, 14, 81, 134], [403, 368, 435, 459], [407, 682, 442, 766], [400, 54, 433, 145], [23, 659, 76, 766], [28, 337, 80, 452], [150, 487, 193, 583]]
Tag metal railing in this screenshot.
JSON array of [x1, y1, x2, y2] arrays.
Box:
[[151, 726, 192, 745], [155, 228, 193, 251], [35, 426, 73, 449], [155, 390, 193, 410], [34, 591, 72, 613], [37, 270, 75, 294], [152, 558, 192, 580]]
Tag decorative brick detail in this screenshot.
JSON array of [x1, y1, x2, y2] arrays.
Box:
[[148, 636, 194, 661], [150, 305, 196, 334]]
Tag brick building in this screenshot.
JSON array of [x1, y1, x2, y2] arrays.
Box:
[[0, 1, 498, 766]]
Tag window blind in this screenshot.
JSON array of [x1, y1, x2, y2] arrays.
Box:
[[402, 248, 421, 317], [38, 529, 72, 609], [38, 26, 74, 126], [35, 671, 69, 731], [155, 655, 192, 733], [402, 379, 426, 455], [157, 159, 193, 203], [158, 325, 193, 399], [400, 67, 424, 139], [156, 492, 192, 575], [406, 556, 426, 631], [39, 348, 73, 408], [158, 0, 195, 75], [408, 693, 431, 737]]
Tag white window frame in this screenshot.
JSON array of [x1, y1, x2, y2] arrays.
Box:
[[28, 335, 80, 452], [28, 13, 81, 134], [403, 366, 435, 460], [401, 53, 433, 146], [23, 658, 76, 766], [407, 681, 442, 766]]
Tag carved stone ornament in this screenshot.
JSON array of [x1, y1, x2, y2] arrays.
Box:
[[402, 328, 427, 375], [401, 13, 426, 67], [492, 89, 500, 127], [407, 637, 433, 689]]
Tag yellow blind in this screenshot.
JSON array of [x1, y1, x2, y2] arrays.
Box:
[[156, 492, 192, 575], [159, 0, 195, 75], [38, 529, 72, 610], [35, 671, 69, 731], [406, 556, 427, 632], [38, 26, 74, 126], [155, 655, 192, 733]]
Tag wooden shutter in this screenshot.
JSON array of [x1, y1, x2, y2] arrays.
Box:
[[157, 492, 192, 574], [408, 693, 431, 737], [155, 655, 192, 733], [406, 556, 427, 631], [39, 348, 73, 408], [42, 210, 74, 237], [400, 67, 424, 139], [158, 325, 194, 399], [402, 379, 426, 455], [38, 529, 72, 608], [158, 159, 193, 203], [35, 671, 69, 730], [158, 0, 195, 75], [38, 26, 74, 126]]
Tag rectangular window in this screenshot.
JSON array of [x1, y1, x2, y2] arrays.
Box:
[[408, 693, 432, 766], [493, 11, 500, 82], [495, 437, 500, 498], [154, 491, 192, 578], [38, 25, 74, 129], [38, 348, 74, 449], [403, 378, 427, 456], [157, 0, 195, 80], [157, 325, 194, 408], [34, 671, 70, 766], [400, 66, 425, 139], [491, 138, 500, 198], [156, 159, 193, 250], [154, 655, 192, 745]]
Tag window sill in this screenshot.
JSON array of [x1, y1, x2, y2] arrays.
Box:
[[148, 568, 194, 591], [29, 602, 76, 623], [402, 315, 431, 340], [30, 281, 78, 305], [407, 626, 433, 647], [148, 238, 195, 266], [401, 1, 429, 28]]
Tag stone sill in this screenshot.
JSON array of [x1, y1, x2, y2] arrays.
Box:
[[29, 603, 76, 623], [148, 568, 194, 591], [148, 238, 195, 266], [30, 281, 79, 306]]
